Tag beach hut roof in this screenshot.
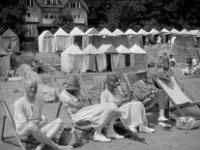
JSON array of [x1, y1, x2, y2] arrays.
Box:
[[69, 27, 85, 36], [169, 28, 180, 35], [189, 30, 200, 37], [137, 29, 148, 35], [54, 27, 68, 36], [83, 44, 101, 54], [63, 44, 84, 55], [98, 44, 118, 53], [85, 28, 100, 35], [149, 28, 159, 35], [39, 30, 54, 38], [125, 29, 137, 35], [116, 45, 130, 53], [130, 44, 147, 54], [100, 28, 112, 36], [1, 29, 18, 38], [160, 28, 169, 33], [112, 29, 124, 36]]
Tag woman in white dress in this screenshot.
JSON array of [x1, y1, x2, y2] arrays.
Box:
[[100, 74, 155, 134], [60, 75, 124, 142]]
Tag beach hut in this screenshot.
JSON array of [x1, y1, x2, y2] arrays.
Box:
[[129, 44, 147, 70], [116, 45, 131, 68], [0, 48, 10, 76], [97, 44, 119, 72], [124, 29, 143, 48], [69, 27, 86, 49], [82, 44, 101, 72], [38, 30, 56, 52], [137, 29, 149, 46], [1, 29, 19, 52], [85, 27, 100, 46], [54, 27, 70, 51], [174, 29, 196, 48], [92, 28, 113, 48], [61, 44, 84, 73]]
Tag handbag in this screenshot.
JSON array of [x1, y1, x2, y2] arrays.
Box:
[[58, 127, 79, 147], [176, 116, 200, 130]]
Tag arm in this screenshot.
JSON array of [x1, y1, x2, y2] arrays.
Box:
[[100, 91, 108, 103]]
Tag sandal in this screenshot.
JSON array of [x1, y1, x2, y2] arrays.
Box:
[[158, 120, 172, 129]]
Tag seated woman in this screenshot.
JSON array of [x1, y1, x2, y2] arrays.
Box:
[[100, 74, 155, 134], [60, 75, 124, 142]]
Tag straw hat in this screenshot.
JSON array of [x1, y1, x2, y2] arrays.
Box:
[[63, 75, 80, 90]]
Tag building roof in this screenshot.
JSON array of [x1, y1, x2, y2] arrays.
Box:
[[100, 28, 112, 36], [85, 28, 100, 36], [35, 0, 88, 12], [116, 45, 130, 53], [112, 29, 124, 36], [69, 27, 85, 36], [137, 29, 149, 35], [83, 44, 101, 54], [1, 29, 18, 38], [149, 28, 159, 35], [62, 44, 84, 55], [129, 44, 146, 54], [54, 27, 69, 36], [124, 29, 137, 35], [98, 44, 118, 53]]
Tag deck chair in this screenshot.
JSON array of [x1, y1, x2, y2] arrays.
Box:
[[52, 75, 94, 141], [0, 98, 39, 150]]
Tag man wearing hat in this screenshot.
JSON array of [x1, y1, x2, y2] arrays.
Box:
[[60, 75, 124, 142], [14, 79, 72, 150], [101, 74, 155, 134]]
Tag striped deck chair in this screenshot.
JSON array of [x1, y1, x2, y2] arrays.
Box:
[[0, 98, 39, 150]]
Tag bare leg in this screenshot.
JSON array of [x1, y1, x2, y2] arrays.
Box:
[[17, 123, 71, 150]]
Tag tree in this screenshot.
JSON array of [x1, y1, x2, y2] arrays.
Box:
[[52, 11, 74, 33], [0, 0, 27, 40]]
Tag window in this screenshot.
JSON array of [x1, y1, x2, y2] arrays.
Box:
[[44, 14, 48, 18], [27, 0, 33, 6], [44, 0, 50, 5], [78, 2, 81, 8], [27, 24, 33, 36], [71, 2, 76, 8], [77, 14, 81, 18], [27, 12, 31, 18], [50, 14, 54, 19], [52, 0, 58, 5], [73, 14, 76, 18]]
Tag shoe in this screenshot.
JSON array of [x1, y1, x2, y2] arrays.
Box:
[[93, 132, 111, 142], [158, 120, 171, 129], [129, 127, 138, 134], [139, 125, 155, 133], [106, 132, 124, 139]]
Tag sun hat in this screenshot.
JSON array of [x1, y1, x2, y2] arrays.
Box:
[[106, 74, 119, 86], [63, 75, 80, 90]]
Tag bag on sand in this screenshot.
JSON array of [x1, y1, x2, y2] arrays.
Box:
[[58, 127, 81, 147], [176, 116, 200, 130]]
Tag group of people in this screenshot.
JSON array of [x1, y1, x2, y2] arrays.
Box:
[[14, 70, 172, 150], [157, 52, 176, 73], [182, 56, 200, 75]]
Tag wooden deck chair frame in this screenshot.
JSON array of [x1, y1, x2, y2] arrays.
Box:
[[0, 98, 39, 150], [52, 75, 94, 140], [122, 70, 200, 117]]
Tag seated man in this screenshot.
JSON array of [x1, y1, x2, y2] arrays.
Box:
[[101, 74, 155, 134], [14, 80, 72, 150], [60, 75, 124, 142], [132, 73, 171, 128]]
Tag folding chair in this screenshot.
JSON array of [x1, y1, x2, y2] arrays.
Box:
[[0, 98, 39, 150], [52, 75, 94, 141], [155, 75, 200, 117]]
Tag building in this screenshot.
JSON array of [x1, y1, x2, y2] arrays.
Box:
[[25, 0, 88, 38]]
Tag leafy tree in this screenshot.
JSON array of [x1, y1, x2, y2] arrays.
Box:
[[52, 11, 74, 33], [0, 0, 27, 40]]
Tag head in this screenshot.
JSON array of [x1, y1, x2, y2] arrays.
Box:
[[141, 73, 148, 83], [169, 54, 173, 58], [106, 74, 120, 90], [163, 52, 167, 56], [63, 75, 80, 94], [24, 80, 38, 99]]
